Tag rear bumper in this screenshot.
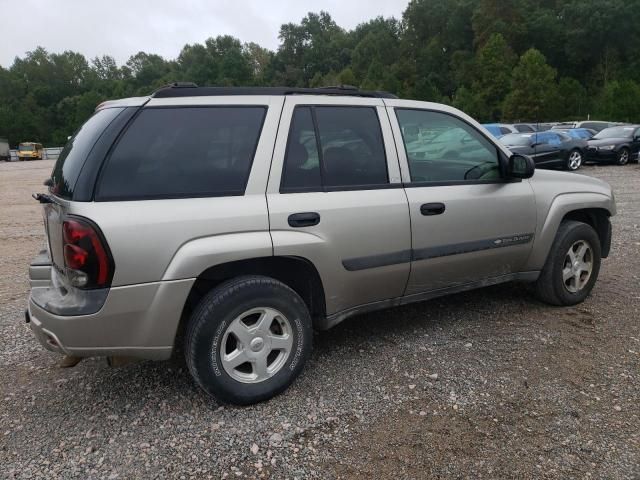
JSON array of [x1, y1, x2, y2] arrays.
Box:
[[27, 251, 194, 360]]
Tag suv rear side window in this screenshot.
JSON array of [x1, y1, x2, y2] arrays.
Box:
[[395, 109, 501, 183], [281, 106, 388, 192], [51, 107, 125, 199], [96, 107, 266, 200]]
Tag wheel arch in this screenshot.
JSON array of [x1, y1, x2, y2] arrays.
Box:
[[174, 256, 327, 350], [526, 193, 614, 271], [561, 208, 612, 257]]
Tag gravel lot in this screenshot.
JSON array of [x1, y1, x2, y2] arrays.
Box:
[[1, 159, 638, 479]]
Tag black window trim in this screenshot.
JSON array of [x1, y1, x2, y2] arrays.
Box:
[[94, 104, 268, 202], [279, 104, 392, 194], [393, 107, 512, 187]]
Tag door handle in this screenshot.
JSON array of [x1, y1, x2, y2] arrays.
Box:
[[420, 202, 446, 216], [288, 212, 320, 227]]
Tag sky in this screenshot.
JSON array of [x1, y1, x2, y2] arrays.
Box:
[[0, 0, 409, 67]]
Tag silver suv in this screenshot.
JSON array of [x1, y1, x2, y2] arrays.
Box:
[[27, 85, 616, 404]]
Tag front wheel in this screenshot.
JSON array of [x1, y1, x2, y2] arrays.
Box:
[[566, 149, 583, 171], [617, 148, 630, 165], [185, 275, 313, 405], [535, 221, 601, 306]]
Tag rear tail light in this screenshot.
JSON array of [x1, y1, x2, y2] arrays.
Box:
[[62, 217, 114, 289]]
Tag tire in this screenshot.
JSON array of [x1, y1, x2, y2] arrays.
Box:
[[616, 147, 629, 165], [565, 149, 583, 171], [185, 275, 313, 405], [535, 220, 601, 306]]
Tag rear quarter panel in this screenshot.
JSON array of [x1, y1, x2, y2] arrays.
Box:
[[66, 96, 284, 286]]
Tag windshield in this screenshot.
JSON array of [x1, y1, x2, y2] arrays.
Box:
[[19, 144, 34, 151], [500, 134, 532, 146], [594, 127, 635, 139]]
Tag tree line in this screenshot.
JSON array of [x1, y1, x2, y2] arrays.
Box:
[[1, 0, 640, 146]]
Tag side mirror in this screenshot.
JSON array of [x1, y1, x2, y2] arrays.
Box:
[[508, 154, 535, 179]]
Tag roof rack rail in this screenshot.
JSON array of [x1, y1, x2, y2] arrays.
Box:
[[151, 85, 397, 99]]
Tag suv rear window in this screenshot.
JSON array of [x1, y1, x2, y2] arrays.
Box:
[[96, 106, 266, 201], [281, 106, 388, 192], [51, 107, 125, 199]]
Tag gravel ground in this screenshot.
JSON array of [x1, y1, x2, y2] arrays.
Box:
[[0, 159, 638, 479]]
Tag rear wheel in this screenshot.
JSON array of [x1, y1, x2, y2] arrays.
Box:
[[185, 275, 312, 405], [566, 149, 583, 171], [616, 148, 629, 165], [535, 221, 601, 306]]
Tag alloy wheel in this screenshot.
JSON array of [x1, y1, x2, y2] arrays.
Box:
[[568, 151, 582, 170], [562, 240, 593, 293], [219, 307, 293, 383], [618, 149, 629, 165]]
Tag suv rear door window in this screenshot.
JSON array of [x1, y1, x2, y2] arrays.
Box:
[[96, 106, 266, 200], [281, 106, 388, 192]]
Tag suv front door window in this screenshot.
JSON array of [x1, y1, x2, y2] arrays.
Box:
[[396, 109, 501, 184]]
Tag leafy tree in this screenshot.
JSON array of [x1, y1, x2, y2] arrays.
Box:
[[503, 48, 559, 121], [472, 0, 527, 51], [472, 33, 516, 120], [350, 18, 400, 83], [596, 80, 640, 122], [557, 77, 588, 120], [272, 12, 348, 87]]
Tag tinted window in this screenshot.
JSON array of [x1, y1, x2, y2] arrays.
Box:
[[281, 106, 388, 191], [578, 130, 594, 139], [581, 122, 608, 131], [501, 134, 532, 146], [593, 126, 635, 140], [51, 107, 124, 199], [97, 107, 266, 200], [396, 109, 501, 182], [547, 133, 563, 145], [534, 132, 551, 144], [499, 127, 511, 135], [280, 108, 321, 190]]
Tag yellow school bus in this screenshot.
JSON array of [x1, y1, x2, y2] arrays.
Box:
[[18, 142, 44, 160]]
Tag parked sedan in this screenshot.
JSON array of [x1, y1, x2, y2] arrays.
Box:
[[500, 131, 587, 171], [585, 125, 640, 165]]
